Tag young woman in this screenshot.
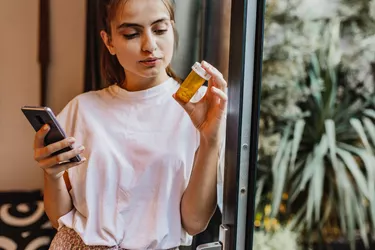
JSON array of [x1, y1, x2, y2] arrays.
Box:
[[33, 0, 227, 249]]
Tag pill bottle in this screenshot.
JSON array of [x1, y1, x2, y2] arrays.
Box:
[[175, 62, 212, 103]]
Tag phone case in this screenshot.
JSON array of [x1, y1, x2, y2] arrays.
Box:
[[21, 106, 81, 163]]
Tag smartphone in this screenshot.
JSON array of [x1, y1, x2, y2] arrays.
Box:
[[21, 106, 81, 163]]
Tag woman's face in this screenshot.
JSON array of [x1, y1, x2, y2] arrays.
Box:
[[103, 0, 175, 83]]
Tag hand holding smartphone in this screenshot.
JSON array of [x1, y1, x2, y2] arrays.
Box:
[[21, 106, 82, 163]]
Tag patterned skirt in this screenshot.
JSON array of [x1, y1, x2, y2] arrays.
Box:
[[49, 227, 179, 250]]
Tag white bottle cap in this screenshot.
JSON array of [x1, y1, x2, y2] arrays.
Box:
[[192, 62, 212, 81]]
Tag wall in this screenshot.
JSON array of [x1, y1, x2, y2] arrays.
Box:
[[47, 0, 86, 114], [0, 0, 86, 191], [172, 1, 202, 78]]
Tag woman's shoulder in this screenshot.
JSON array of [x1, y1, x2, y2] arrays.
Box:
[[68, 87, 111, 108], [56, 88, 109, 120]]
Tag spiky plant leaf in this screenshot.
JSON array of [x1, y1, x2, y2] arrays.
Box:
[[290, 120, 306, 171], [336, 148, 370, 199], [354, 196, 369, 249], [271, 141, 292, 217], [325, 119, 339, 171], [364, 109, 375, 119], [350, 118, 373, 152], [339, 143, 375, 232], [363, 117, 375, 147], [255, 176, 266, 211]]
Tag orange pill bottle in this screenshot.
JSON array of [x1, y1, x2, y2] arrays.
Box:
[[175, 62, 212, 103]]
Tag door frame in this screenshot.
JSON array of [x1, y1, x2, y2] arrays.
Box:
[[222, 0, 266, 249]]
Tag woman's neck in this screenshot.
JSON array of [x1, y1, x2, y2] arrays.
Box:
[[121, 71, 170, 92]]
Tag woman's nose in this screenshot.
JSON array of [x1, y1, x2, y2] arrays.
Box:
[[141, 31, 157, 53]]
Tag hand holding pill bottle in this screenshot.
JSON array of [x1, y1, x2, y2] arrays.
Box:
[[175, 62, 212, 103]]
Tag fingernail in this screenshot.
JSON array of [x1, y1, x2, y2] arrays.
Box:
[[43, 124, 50, 131], [68, 137, 75, 144], [78, 146, 85, 151]]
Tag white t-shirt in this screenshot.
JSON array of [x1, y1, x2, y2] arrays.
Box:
[[56, 77, 225, 249]]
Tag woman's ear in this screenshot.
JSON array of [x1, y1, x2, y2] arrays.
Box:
[[100, 30, 116, 55]]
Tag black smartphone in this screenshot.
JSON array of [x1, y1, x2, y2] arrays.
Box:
[[21, 106, 82, 163]]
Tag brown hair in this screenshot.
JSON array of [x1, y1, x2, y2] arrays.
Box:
[[99, 0, 181, 86]]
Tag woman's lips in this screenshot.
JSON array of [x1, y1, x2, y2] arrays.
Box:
[[139, 58, 161, 67]]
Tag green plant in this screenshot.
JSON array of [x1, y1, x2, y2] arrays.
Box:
[[256, 2, 375, 248], [262, 48, 375, 249], [259, 0, 375, 164]]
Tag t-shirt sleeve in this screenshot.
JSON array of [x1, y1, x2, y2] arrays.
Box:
[[56, 98, 80, 138], [55, 97, 82, 180]]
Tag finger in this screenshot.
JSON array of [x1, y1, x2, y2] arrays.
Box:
[[173, 93, 196, 115], [38, 145, 85, 169], [44, 158, 87, 176], [35, 137, 76, 161], [211, 86, 228, 111], [201, 61, 227, 90], [34, 124, 50, 149], [201, 61, 223, 79]]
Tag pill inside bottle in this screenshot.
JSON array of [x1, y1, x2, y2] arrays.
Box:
[[175, 62, 212, 103]]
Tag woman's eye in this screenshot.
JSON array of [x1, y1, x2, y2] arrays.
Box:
[[154, 29, 167, 35], [123, 33, 139, 39]]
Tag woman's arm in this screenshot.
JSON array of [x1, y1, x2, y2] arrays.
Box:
[[34, 124, 85, 229], [180, 139, 220, 235], [44, 172, 73, 229], [174, 61, 228, 236]]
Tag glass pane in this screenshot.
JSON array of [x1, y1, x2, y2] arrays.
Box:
[[255, 0, 375, 249]]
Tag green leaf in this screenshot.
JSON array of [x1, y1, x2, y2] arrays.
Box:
[[290, 120, 305, 171], [363, 117, 375, 148], [354, 194, 369, 249], [309, 69, 323, 108], [290, 155, 312, 203], [350, 118, 373, 153], [345, 190, 355, 250], [271, 141, 292, 217], [320, 180, 334, 227], [364, 109, 375, 119], [298, 153, 315, 192], [336, 148, 370, 199], [306, 174, 315, 229], [305, 136, 328, 229], [312, 156, 325, 222], [335, 99, 363, 124], [324, 67, 338, 115], [337, 159, 355, 249], [325, 119, 339, 171], [270, 125, 291, 218], [272, 124, 291, 173], [289, 159, 305, 179], [255, 176, 266, 211], [299, 136, 328, 192], [339, 143, 375, 232], [311, 53, 321, 76], [336, 161, 347, 234]]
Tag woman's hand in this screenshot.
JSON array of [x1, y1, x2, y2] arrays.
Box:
[[173, 61, 227, 146], [34, 124, 86, 181]]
